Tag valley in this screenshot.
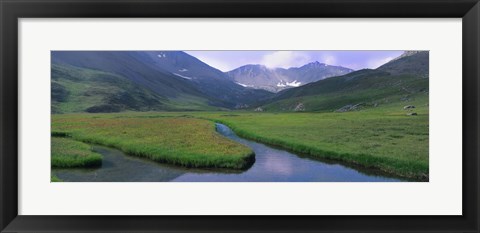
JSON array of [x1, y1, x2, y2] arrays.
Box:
[[51, 50, 429, 182]]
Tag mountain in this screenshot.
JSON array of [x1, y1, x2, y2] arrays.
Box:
[[377, 51, 429, 78], [51, 64, 172, 113], [226, 65, 289, 92], [51, 51, 273, 113], [51, 50, 428, 114], [257, 51, 429, 112], [282, 61, 354, 84], [129, 51, 273, 106], [226, 62, 353, 92]]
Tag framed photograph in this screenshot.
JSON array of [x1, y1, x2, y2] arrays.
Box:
[[1, 0, 479, 232]]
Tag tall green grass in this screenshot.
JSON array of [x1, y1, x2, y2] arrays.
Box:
[[51, 175, 63, 182], [51, 137, 102, 168], [52, 116, 254, 169], [51, 102, 428, 181]]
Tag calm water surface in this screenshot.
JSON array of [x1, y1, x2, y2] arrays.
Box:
[[53, 123, 404, 182]]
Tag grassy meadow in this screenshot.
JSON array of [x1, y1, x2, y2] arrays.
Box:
[[209, 96, 429, 180], [52, 116, 254, 169], [51, 175, 62, 182], [50, 51, 429, 182], [51, 137, 102, 168], [52, 95, 428, 181]]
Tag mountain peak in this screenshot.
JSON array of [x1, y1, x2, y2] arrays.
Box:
[[227, 61, 354, 92], [304, 61, 326, 67], [235, 64, 268, 70], [378, 50, 429, 77], [389, 51, 427, 63]]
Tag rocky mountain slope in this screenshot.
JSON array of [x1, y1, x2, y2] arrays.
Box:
[[226, 62, 353, 92]]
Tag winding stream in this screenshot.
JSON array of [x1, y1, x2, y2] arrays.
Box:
[[52, 123, 403, 182]]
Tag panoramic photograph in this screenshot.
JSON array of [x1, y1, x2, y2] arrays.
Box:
[[50, 50, 429, 182]]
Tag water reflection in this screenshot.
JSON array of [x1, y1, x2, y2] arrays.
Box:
[[53, 124, 404, 182]]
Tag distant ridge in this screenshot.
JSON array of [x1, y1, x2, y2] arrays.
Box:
[[226, 62, 353, 92], [257, 51, 429, 112], [51, 50, 428, 114]]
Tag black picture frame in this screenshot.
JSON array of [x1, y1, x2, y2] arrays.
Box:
[[1, 0, 479, 232]]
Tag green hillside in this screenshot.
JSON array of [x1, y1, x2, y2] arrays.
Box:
[[51, 51, 273, 111], [51, 64, 220, 113], [260, 52, 429, 112], [262, 71, 428, 112]]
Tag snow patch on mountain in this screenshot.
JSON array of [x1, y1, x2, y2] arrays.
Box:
[[277, 80, 301, 87], [173, 73, 193, 80], [236, 82, 250, 87], [228, 62, 353, 92], [286, 80, 301, 87]]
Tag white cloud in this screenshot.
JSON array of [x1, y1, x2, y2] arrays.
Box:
[[367, 56, 395, 69], [320, 55, 337, 65], [190, 56, 233, 72], [261, 51, 311, 69], [342, 63, 361, 70]]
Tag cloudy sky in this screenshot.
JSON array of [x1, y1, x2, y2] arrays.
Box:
[[186, 51, 404, 72]]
